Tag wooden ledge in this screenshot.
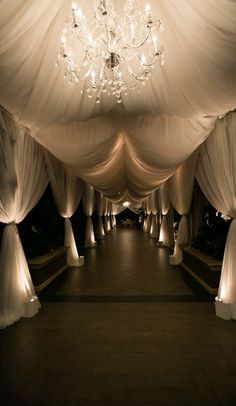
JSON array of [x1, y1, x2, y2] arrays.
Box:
[[181, 245, 222, 294], [28, 247, 68, 269], [28, 247, 68, 292], [182, 246, 222, 271]]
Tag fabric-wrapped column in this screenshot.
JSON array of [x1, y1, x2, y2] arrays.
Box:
[[150, 190, 159, 238], [104, 197, 111, 234], [197, 112, 236, 320], [0, 110, 48, 328], [0, 224, 40, 328], [111, 213, 116, 228], [64, 217, 83, 266], [83, 184, 97, 247], [95, 192, 106, 240], [45, 152, 85, 266], [143, 195, 152, 234], [169, 151, 198, 264], [157, 183, 173, 247]]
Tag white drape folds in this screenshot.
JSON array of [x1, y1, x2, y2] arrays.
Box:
[[34, 116, 215, 204], [0, 110, 48, 328], [104, 198, 114, 233], [104, 215, 111, 234], [169, 151, 198, 264], [150, 190, 158, 238], [95, 192, 106, 239], [83, 183, 96, 247], [196, 112, 236, 320], [112, 203, 141, 216], [0, 225, 39, 327], [111, 214, 116, 228], [0, 1, 235, 127], [158, 183, 172, 247], [45, 152, 84, 266], [143, 195, 152, 234], [0, 0, 235, 206]]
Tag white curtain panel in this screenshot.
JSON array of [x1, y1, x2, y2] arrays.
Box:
[[0, 108, 17, 197], [45, 151, 84, 266], [169, 151, 198, 264], [150, 190, 158, 238], [143, 194, 152, 234], [103, 197, 112, 233], [0, 110, 48, 329], [104, 215, 111, 234], [150, 215, 158, 239], [111, 214, 116, 228], [158, 183, 172, 247], [95, 192, 106, 239], [82, 183, 96, 247], [197, 112, 236, 320]]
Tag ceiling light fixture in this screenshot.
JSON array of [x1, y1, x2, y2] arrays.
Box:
[[56, 0, 164, 104]]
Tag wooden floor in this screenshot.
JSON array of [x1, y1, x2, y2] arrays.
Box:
[[1, 228, 236, 405]]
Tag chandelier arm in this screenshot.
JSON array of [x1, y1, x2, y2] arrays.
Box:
[[73, 32, 98, 52], [141, 56, 160, 67], [115, 35, 125, 47], [121, 27, 151, 50], [100, 37, 110, 52], [104, 15, 110, 45]]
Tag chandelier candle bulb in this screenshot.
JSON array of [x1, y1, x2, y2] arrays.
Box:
[[145, 3, 151, 14], [57, 0, 164, 103]]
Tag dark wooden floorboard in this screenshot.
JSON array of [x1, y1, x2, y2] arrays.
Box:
[[0, 228, 236, 405]]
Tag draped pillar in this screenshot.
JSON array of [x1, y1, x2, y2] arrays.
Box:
[[0, 110, 48, 328], [108, 200, 115, 229], [95, 192, 106, 239], [197, 112, 236, 320], [150, 190, 158, 238], [83, 183, 97, 247], [104, 197, 111, 234], [157, 183, 173, 247], [111, 213, 116, 228], [143, 195, 152, 234], [45, 152, 85, 266], [169, 151, 198, 264]]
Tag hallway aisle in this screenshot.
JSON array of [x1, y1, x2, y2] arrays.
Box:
[[43, 228, 193, 299], [0, 229, 236, 406]]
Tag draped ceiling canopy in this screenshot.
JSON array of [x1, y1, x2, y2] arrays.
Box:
[[0, 0, 236, 203]]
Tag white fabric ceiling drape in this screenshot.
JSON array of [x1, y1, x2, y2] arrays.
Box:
[[112, 203, 141, 216], [196, 112, 236, 320], [82, 183, 97, 247], [45, 151, 85, 266], [169, 151, 198, 264], [34, 116, 216, 203], [0, 109, 48, 329], [0, 1, 235, 127]]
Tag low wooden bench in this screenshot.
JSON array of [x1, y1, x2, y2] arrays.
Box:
[[181, 246, 222, 295], [28, 246, 68, 293]]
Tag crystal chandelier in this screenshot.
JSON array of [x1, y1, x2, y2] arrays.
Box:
[[56, 0, 164, 104]]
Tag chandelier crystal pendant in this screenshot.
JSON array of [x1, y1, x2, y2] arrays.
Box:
[[56, 0, 164, 104]]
